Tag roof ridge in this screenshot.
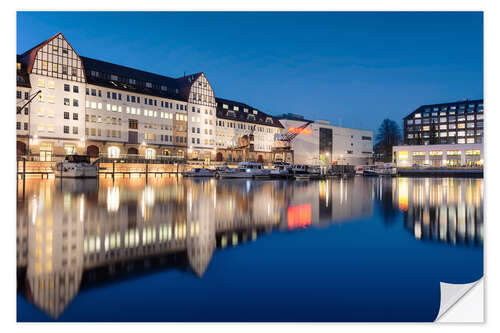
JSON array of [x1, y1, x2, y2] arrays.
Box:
[[81, 55, 179, 82]]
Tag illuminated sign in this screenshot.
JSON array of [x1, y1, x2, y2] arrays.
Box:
[[288, 127, 312, 135], [287, 204, 312, 229]]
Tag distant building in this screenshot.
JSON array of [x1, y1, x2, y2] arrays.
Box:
[[393, 99, 484, 167], [276, 114, 373, 166], [403, 99, 483, 145]]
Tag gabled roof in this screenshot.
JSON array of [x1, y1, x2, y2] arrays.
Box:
[[16, 55, 31, 88], [18, 32, 84, 78], [215, 97, 283, 128]]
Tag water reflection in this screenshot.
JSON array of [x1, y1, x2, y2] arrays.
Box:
[[16, 176, 483, 319], [393, 178, 483, 245]]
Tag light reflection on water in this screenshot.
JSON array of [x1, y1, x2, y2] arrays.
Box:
[[16, 176, 483, 320]]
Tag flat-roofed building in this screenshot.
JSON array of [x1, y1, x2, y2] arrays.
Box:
[[276, 114, 373, 166], [393, 99, 484, 168]]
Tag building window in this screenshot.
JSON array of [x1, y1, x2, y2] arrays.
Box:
[[73, 113, 78, 120], [63, 126, 69, 134], [73, 127, 78, 134], [64, 112, 70, 119], [73, 86, 79, 93], [64, 98, 70, 106], [64, 84, 70, 92]]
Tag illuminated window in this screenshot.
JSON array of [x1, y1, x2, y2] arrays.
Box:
[[447, 150, 461, 156], [108, 146, 120, 158], [429, 151, 443, 156], [37, 79, 45, 87], [398, 151, 409, 160], [64, 145, 76, 155], [465, 150, 481, 155], [412, 151, 425, 156]]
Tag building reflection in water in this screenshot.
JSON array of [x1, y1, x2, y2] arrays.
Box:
[[16, 176, 482, 318], [392, 177, 483, 245]]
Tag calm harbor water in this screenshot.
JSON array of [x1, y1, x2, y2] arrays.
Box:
[[16, 176, 483, 322]]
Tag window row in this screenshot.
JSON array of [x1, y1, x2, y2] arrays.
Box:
[[191, 127, 214, 135], [86, 128, 122, 138], [16, 122, 28, 130], [16, 91, 29, 100], [191, 137, 214, 145], [36, 124, 78, 134], [86, 115, 122, 125], [86, 87, 187, 110]]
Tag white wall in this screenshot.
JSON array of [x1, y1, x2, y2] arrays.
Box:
[[279, 119, 373, 166]]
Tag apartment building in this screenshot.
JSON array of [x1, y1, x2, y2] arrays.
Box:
[[393, 99, 484, 167], [16, 33, 279, 163]]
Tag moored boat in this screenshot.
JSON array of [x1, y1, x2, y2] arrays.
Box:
[[182, 168, 215, 177], [218, 162, 270, 179], [55, 155, 98, 178], [270, 162, 293, 178]]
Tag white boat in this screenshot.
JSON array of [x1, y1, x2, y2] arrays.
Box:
[[291, 165, 323, 179], [363, 164, 396, 177], [55, 155, 98, 178], [270, 163, 293, 178], [291, 165, 309, 174], [218, 162, 270, 178], [182, 168, 214, 177]]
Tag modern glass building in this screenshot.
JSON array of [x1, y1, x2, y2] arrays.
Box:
[[403, 99, 484, 146], [394, 99, 484, 168]]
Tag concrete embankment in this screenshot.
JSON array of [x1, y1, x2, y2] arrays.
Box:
[[397, 168, 483, 178]]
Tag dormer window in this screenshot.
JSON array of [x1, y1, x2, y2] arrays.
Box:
[[227, 110, 236, 117], [253, 110, 258, 115], [161, 85, 167, 91], [146, 82, 152, 88], [129, 78, 136, 84], [110, 74, 118, 81], [234, 106, 239, 111], [91, 70, 99, 77], [223, 104, 229, 109], [244, 108, 248, 113], [265, 117, 273, 124], [16, 63, 21, 71], [247, 114, 256, 121]]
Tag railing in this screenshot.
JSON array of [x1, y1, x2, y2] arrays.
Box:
[[96, 153, 186, 164]]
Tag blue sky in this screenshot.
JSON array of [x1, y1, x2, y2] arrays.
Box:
[[17, 11, 483, 134]]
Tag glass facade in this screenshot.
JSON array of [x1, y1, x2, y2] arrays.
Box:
[[403, 100, 483, 146]]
